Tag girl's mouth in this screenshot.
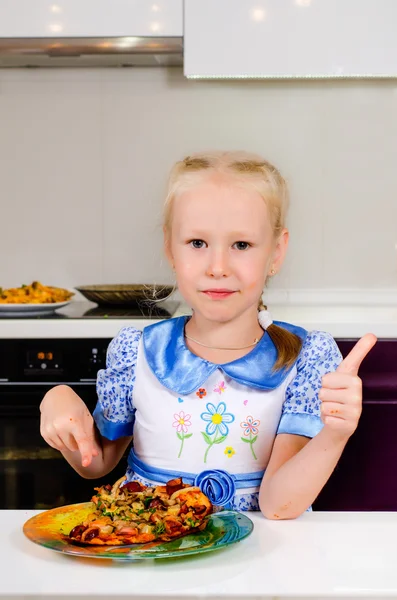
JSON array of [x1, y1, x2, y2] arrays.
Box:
[[201, 289, 236, 300]]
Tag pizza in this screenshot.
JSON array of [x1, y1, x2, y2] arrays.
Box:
[[68, 476, 213, 546]]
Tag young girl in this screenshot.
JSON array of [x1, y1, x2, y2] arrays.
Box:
[[40, 151, 376, 519]]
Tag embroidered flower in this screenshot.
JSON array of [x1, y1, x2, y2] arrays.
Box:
[[200, 402, 235, 436], [173, 411, 192, 434], [200, 402, 235, 463], [196, 388, 207, 398], [173, 411, 193, 459], [240, 415, 260, 460], [224, 446, 235, 458], [240, 415, 260, 436], [213, 381, 226, 394]]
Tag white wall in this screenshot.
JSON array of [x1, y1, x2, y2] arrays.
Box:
[[1, 67, 397, 297]]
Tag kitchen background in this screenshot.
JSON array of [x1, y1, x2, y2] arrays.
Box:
[[1, 67, 397, 301], [1, 0, 397, 516]]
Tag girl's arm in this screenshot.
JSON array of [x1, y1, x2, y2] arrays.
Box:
[[40, 384, 132, 479], [259, 333, 377, 519], [41, 328, 141, 479], [259, 430, 347, 519]]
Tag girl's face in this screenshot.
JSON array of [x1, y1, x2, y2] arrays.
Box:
[[165, 177, 288, 324]]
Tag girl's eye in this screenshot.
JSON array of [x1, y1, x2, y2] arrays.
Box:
[[233, 241, 250, 251], [190, 239, 207, 249]]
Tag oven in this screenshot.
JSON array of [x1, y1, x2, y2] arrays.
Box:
[[0, 338, 128, 509]]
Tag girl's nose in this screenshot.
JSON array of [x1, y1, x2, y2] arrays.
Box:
[[206, 249, 230, 278]]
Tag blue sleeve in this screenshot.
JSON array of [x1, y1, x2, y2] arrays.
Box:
[[93, 327, 142, 441], [277, 331, 343, 438]]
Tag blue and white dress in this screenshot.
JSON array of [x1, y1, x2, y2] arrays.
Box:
[[93, 316, 342, 511]]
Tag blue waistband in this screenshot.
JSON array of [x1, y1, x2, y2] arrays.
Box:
[[128, 449, 265, 507]]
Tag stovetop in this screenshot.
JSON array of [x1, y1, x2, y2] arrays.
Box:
[[0, 301, 179, 320]]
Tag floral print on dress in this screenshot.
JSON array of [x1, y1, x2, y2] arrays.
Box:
[[213, 381, 226, 394], [240, 415, 260, 460], [278, 331, 343, 437], [96, 326, 141, 426], [224, 446, 235, 458], [200, 402, 235, 463], [233, 492, 260, 511], [173, 411, 193, 458], [196, 388, 207, 398]]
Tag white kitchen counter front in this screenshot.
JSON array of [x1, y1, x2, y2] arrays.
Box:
[[1, 302, 397, 339], [2, 510, 397, 600]]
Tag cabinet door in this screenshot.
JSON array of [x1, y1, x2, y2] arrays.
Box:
[[0, 0, 183, 37], [314, 340, 397, 511], [184, 0, 397, 79]]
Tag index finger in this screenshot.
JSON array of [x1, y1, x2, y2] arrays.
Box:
[[72, 424, 96, 467], [336, 333, 377, 376]]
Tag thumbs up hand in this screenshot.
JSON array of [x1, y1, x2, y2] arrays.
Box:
[[319, 333, 377, 439]]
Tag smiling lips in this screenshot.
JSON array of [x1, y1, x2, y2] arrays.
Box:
[[201, 289, 237, 300]]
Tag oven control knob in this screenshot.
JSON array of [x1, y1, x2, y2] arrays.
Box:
[[41, 363, 47, 370]]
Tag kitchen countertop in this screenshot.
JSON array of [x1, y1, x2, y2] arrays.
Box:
[[0, 301, 185, 339], [270, 304, 397, 339], [1, 302, 397, 339], [2, 510, 397, 599]]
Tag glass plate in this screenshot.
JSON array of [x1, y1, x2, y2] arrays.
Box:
[[23, 502, 254, 561]]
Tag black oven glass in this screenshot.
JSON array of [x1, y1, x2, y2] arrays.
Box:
[[0, 339, 128, 509]]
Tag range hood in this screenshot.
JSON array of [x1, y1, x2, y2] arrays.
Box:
[[0, 37, 183, 68], [0, 0, 183, 68]]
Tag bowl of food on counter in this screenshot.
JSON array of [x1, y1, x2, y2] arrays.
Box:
[[75, 284, 174, 307], [0, 281, 74, 317]]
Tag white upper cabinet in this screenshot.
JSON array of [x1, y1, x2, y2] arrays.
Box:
[[0, 0, 183, 37], [184, 0, 397, 79]]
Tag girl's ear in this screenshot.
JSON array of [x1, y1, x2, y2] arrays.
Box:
[[270, 228, 289, 275], [163, 226, 174, 268]]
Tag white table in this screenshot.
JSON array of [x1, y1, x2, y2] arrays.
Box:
[[2, 510, 397, 599]]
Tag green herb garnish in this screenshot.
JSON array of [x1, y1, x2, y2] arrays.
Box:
[[186, 518, 200, 528], [154, 522, 165, 534]]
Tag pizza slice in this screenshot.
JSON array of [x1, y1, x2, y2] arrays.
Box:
[[68, 476, 212, 546]]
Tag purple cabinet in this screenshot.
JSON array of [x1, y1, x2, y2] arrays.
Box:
[[313, 339, 397, 511]]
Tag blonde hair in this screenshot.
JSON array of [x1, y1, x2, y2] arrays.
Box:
[[164, 151, 302, 371]]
